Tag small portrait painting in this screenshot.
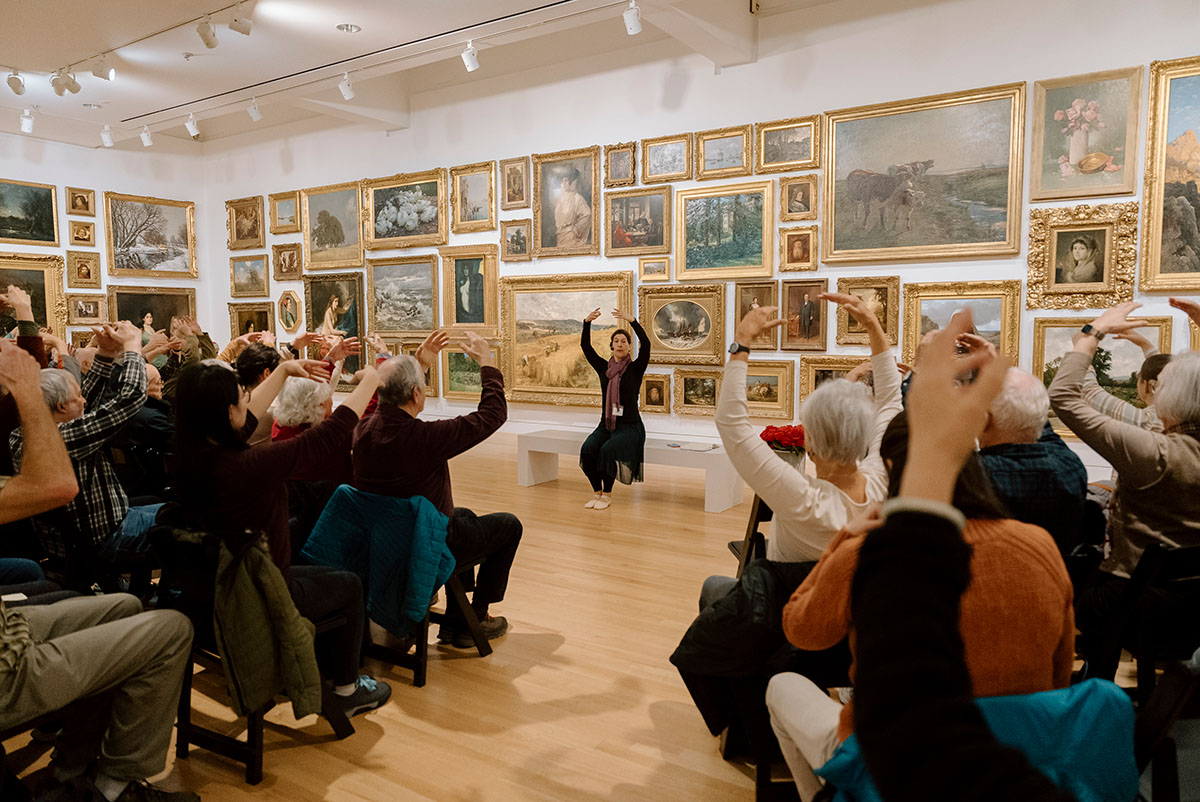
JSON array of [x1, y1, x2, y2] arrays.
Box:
[[781, 279, 827, 351], [735, 281, 779, 349], [780, 228, 816, 271], [70, 221, 95, 246], [780, 175, 819, 222], [67, 187, 95, 216], [454, 258, 486, 325], [642, 375, 669, 412], [230, 305, 272, 339], [1052, 227, 1109, 286], [67, 251, 101, 289], [278, 291, 301, 333]]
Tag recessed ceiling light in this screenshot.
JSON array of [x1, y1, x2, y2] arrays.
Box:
[[336, 23, 361, 33]]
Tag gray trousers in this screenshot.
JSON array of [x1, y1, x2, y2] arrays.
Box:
[[0, 594, 192, 781]]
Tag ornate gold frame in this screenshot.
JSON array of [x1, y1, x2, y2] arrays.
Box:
[[69, 221, 95, 247], [65, 187, 95, 217], [272, 242, 302, 281], [779, 226, 818, 272], [780, 175, 818, 222], [836, 275, 901, 346], [498, 157, 530, 211], [228, 301, 275, 340], [822, 83, 1025, 264], [450, 161, 496, 234], [226, 195, 265, 250], [278, 290, 302, 334], [499, 271, 635, 406], [755, 115, 821, 173], [672, 367, 722, 416], [638, 256, 670, 283], [604, 186, 671, 257], [69, 330, 94, 348], [440, 244, 498, 337], [640, 374, 670, 413], [641, 133, 693, 184], [1026, 202, 1137, 310], [532, 145, 601, 258], [695, 124, 753, 181], [1193, 320, 1200, 352], [902, 280, 1021, 364], [391, 338, 439, 398], [604, 142, 636, 188], [300, 181, 363, 271], [303, 272, 364, 390], [0, 252, 65, 337], [733, 280, 780, 350], [798, 355, 866, 399], [744, 359, 795, 420], [781, 278, 829, 352], [65, 251, 101, 289], [442, 343, 499, 401], [104, 191, 197, 278], [500, 219, 532, 263], [0, 179, 58, 247], [1030, 66, 1143, 202], [362, 168, 446, 250], [106, 285, 196, 327], [1141, 56, 1200, 291], [268, 190, 301, 234], [639, 283, 726, 366], [676, 181, 773, 280], [367, 254, 438, 336], [229, 255, 270, 298], [66, 294, 106, 326]]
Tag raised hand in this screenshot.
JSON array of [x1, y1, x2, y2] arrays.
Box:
[[0, 286, 33, 321], [612, 309, 635, 324], [90, 324, 122, 358], [955, 332, 997, 358], [113, 320, 143, 352], [259, 330, 276, 348], [0, 339, 43, 399], [282, 358, 332, 383], [462, 331, 495, 368], [1114, 329, 1155, 353], [326, 336, 361, 364], [414, 330, 450, 370], [293, 332, 324, 352], [734, 306, 785, 347], [1085, 301, 1144, 342], [1169, 297, 1200, 327], [821, 292, 880, 330], [584, 308, 602, 323]]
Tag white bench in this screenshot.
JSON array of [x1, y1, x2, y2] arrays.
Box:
[[515, 428, 744, 513]]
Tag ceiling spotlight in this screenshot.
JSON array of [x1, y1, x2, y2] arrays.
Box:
[[50, 70, 67, 96], [229, 3, 252, 36], [184, 113, 200, 138], [336, 23, 361, 33], [6, 72, 24, 96], [196, 16, 218, 49], [64, 72, 81, 94], [461, 40, 479, 73], [247, 98, 263, 122], [140, 125, 153, 147], [100, 124, 114, 147], [19, 109, 33, 134], [337, 72, 354, 100], [92, 55, 115, 81], [623, 1, 642, 35]]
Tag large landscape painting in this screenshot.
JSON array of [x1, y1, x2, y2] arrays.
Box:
[[105, 193, 196, 277], [0, 180, 57, 246], [302, 182, 362, 270]]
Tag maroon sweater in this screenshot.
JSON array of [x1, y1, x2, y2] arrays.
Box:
[[352, 365, 506, 516]]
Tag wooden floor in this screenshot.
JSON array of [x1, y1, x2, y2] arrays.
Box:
[[7, 433, 759, 801]]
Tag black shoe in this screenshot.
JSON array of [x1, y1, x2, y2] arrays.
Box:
[[439, 615, 508, 649], [104, 779, 200, 802], [337, 675, 392, 717]]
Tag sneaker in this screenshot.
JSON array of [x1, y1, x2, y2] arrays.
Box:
[[110, 779, 200, 802], [440, 615, 508, 649], [337, 675, 392, 717], [593, 495, 611, 511]]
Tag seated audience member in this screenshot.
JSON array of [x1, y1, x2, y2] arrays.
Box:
[[767, 378, 1073, 798], [353, 331, 522, 650], [173, 358, 392, 715], [109, 363, 173, 499], [1049, 301, 1200, 670], [159, 315, 216, 406], [0, 286, 48, 471], [1081, 328, 1167, 433], [235, 343, 283, 446], [701, 293, 901, 607]]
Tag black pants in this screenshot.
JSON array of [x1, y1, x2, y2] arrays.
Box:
[[287, 565, 364, 686], [580, 422, 644, 492], [441, 508, 523, 629], [1075, 570, 1200, 675]]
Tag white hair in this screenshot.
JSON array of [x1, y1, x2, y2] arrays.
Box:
[[1156, 351, 1200, 426], [378, 354, 425, 407], [273, 376, 332, 428], [39, 368, 77, 411], [989, 368, 1049, 442], [799, 378, 875, 464]]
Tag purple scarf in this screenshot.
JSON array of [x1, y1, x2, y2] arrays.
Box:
[[604, 356, 631, 430]]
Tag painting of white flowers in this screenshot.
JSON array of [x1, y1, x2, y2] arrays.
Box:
[[364, 169, 448, 250]]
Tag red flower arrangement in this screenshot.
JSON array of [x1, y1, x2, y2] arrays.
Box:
[[760, 424, 805, 456]]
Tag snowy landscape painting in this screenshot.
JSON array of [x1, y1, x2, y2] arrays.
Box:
[[105, 192, 195, 277]]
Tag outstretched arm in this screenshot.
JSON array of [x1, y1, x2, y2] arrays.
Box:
[[580, 308, 607, 374]]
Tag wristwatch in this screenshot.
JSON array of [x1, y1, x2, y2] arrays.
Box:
[[729, 342, 751, 355], [1080, 323, 1105, 341]]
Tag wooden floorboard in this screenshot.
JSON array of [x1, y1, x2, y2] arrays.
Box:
[[7, 433, 758, 800]]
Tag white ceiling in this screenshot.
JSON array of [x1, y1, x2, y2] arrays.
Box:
[[0, 0, 833, 150]]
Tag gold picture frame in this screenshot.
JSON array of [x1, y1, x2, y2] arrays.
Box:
[[799, 355, 866, 400], [733, 280, 780, 350], [65, 251, 101, 289], [0, 252, 66, 337], [229, 255, 269, 298], [300, 180, 363, 271], [66, 294, 106, 326], [104, 191, 197, 278], [442, 343, 499, 401], [69, 330, 94, 349], [0, 179, 58, 247], [500, 271, 635, 407], [228, 301, 275, 341], [780, 226, 818, 272], [641, 374, 670, 413], [450, 161, 496, 234], [676, 181, 773, 280], [639, 283, 726, 366], [1193, 320, 1200, 352], [278, 290, 302, 334], [272, 242, 302, 281], [604, 142, 636, 188], [638, 256, 670, 283], [303, 271, 364, 388], [362, 168, 447, 250], [367, 254, 438, 336], [107, 285, 196, 329], [65, 186, 95, 217], [392, 338, 439, 398], [745, 360, 795, 420], [1141, 56, 1200, 291], [672, 367, 722, 416], [1026, 202, 1137, 310], [440, 244, 498, 337], [781, 278, 829, 352], [226, 195, 265, 250], [500, 219, 531, 262], [755, 115, 821, 173], [604, 186, 671, 257], [902, 280, 1021, 364], [498, 157, 530, 211], [836, 275, 901, 346], [695, 124, 753, 181], [532, 145, 601, 258], [823, 83, 1025, 264], [268, 190, 301, 234], [69, 220, 95, 247], [780, 175, 818, 222], [641, 132, 693, 184]]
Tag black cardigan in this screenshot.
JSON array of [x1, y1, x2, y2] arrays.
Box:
[[581, 319, 650, 426]]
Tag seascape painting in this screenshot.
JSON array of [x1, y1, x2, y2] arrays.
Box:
[[370, 257, 435, 333], [0, 180, 57, 246], [106, 193, 195, 277], [652, 300, 711, 352]]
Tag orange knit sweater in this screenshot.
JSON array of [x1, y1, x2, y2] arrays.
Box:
[[781, 517, 1075, 742]]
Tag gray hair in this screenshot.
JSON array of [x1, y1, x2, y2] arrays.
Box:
[[273, 376, 332, 428], [799, 378, 875, 464], [40, 368, 77, 412], [1156, 351, 1200, 426], [377, 354, 425, 407], [989, 368, 1049, 441]]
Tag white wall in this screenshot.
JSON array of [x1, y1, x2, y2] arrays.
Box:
[[2, 0, 1198, 461]]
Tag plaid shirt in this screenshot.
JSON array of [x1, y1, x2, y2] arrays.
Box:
[[9, 353, 147, 558]]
